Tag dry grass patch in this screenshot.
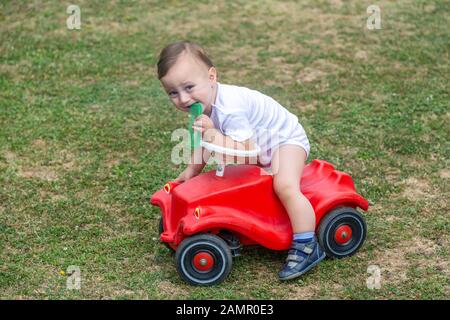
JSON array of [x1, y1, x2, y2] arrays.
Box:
[[39, 190, 67, 202], [370, 236, 449, 287], [286, 282, 320, 300], [104, 150, 137, 169], [156, 280, 190, 299], [401, 177, 432, 201], [296, 101, 318, 112], [16, 147, 80, 182], [384, 167, 402, 184], [10, 139, 83, 179], [1, 150, 17, 164], [438, 169, 450, 179], [354, 50, 369, 60], [297, 60, 342, 84], [19, 166, 59, 181]]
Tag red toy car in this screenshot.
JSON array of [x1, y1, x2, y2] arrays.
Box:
[[151, 159, 369, 285]]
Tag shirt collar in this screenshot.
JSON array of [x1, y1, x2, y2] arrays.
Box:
[[211, 82, 221, 108]]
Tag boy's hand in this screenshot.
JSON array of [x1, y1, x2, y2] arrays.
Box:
[[174, 168, 195, 183], [192, 115, 215, 133]]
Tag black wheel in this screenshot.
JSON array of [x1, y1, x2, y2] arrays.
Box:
[[158, 217, 174, 251], [175, 233, 233, 286], [318, 207, 367, 259]]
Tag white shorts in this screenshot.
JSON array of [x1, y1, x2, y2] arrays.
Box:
[[257, 123, 310, 167]]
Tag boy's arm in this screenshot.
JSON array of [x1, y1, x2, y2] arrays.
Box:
[[192, 114, 257, 165], [189, 145, 211, 174], [203, 128, 257, 165], [174, 146, 210, 182]]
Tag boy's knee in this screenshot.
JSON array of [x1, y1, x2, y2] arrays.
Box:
[[273, 179, 299, 200]]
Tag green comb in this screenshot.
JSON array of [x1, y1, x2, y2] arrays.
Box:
[[188, 102, 203, 149]]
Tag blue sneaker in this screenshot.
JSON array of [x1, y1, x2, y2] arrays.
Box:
[[279, 237, 326, 281]]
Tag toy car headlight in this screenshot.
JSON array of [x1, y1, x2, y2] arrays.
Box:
[[194, 207, 201, 220], [164, 183, 171, 194]]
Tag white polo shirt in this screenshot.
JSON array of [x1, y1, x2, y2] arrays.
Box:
[[210, 83, 310, 165]]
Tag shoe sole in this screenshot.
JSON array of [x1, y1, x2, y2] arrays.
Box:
[[279, 252, 326, 281]]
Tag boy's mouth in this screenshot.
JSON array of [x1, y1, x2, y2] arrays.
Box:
[[187, 102, 201, 110], [188, 102, 204, 115]]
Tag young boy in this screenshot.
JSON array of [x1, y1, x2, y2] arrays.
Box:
[[157, 40, 325, 280]]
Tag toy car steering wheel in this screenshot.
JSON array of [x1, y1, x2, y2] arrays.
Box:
[[200, 140, 260, 177]]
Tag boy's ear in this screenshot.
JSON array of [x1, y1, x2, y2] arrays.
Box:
[[208, 66, 217, 82]]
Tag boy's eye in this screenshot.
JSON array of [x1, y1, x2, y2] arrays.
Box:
[[168, 91, 178, 97], [185, 85, 194, 92]]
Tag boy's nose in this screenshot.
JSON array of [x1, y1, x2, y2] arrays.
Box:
[[179, 92, 191, 105]]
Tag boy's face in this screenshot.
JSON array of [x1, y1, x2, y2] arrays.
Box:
[[160, 51, 217, 114]]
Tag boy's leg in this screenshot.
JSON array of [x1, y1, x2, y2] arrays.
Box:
[[271, 144, 315, 233], [271, 144, 325, 280]]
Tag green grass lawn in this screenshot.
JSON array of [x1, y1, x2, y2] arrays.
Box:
[[1, 0, 448, 299]]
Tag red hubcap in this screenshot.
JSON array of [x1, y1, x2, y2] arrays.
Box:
[[193, 252, 214, 271], [335, 225, 353, 245]]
